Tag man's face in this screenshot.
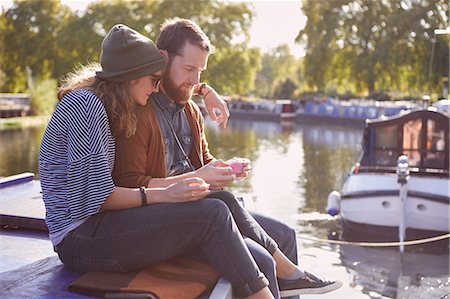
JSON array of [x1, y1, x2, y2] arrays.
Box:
[[161, 42, 209, 104]]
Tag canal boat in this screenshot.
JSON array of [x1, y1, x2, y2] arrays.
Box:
[[228, 99, 298, 121], [0, 173, 233, 299], [225, 97, 419, 126], [297, 98, 418, 126], [326, 108, 450, 240]]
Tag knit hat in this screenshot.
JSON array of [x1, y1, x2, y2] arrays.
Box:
[[96, 24, 166, 82]]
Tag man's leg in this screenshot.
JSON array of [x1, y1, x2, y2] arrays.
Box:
[[208, 191, 278, 254], [250, 212, 298, 264], [245, 238, 280, 299], [250, 213, 300, 299], [207, 191, 341, 297]]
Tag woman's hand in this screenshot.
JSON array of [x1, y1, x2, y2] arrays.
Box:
[[201, 84, 230, 128], [163, 177, 211, 202]]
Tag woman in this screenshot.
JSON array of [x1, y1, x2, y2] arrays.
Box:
[[38, 24, 274, 299]]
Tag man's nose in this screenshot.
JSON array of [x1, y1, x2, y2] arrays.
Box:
[[191, 72, 201, 85]]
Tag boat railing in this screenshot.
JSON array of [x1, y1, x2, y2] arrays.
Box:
[[357, 165, 449, 177]]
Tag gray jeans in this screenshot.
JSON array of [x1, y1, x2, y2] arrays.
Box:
[[56, 193, 270, 297]]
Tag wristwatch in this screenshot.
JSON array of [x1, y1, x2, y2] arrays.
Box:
[[197, 83, 207, 95]]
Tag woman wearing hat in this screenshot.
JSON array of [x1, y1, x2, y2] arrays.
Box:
[[38, 24, 274, 299]]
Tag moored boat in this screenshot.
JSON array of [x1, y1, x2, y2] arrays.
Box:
[[228, 99, 297, 121], [327, 108, 450, 240]]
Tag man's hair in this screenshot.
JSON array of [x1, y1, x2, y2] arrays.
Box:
[[157, 18, 215, 57]]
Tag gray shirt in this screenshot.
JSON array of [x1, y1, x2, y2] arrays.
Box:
[[151, 92, 193, 176]]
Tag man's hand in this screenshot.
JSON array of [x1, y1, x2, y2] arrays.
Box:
[[193, 160, 235, 189], [225, 157, 251, 179], [202, 86, 230, 128]]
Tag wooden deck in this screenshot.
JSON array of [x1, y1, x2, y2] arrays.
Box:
[[0, 173, 233, 299]]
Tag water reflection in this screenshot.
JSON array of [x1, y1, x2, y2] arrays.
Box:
[[2, 118, 448, 298], [341, 245, 449, 298], [0, 127, 45, 177]]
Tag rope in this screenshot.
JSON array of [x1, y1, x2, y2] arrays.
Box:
[[298, 233, 450, 247]]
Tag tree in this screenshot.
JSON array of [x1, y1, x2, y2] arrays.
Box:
[[297, 0, 449, 96], [206, 46, 261, 95], [145, 0, 258, 94], [254, 44, 301, 98], [1, 0, 260, 97], [275, 78, 298, 99], [1, 0, 72, 92]]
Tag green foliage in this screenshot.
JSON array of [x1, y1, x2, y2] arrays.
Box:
[[29, 79, 57, 116], [0, 0, 259, 99], [254, 44, 303, 98], [297, 0, 449, 96], [206, 46, 261, 95], [2, 0, 446, 102], [1, 0, 73, 91], [275, 78, 298, 99]]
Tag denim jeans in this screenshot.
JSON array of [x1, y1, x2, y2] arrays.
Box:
[[251, 212, 299, 299], [56, 197, 268, 298], [208, 191, 299, 299]]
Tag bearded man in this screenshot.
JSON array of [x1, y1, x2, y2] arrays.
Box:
[[113, 18, 341, 299]]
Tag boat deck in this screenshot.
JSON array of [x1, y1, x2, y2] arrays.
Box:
[[0, 174, 233, 299]]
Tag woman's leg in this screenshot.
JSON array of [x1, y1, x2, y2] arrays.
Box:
[[208, 191, 278, 254], [56, 198, 269, 298], [208, 192, 307, 282]]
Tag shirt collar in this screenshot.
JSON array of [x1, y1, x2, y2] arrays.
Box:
[[153, 92, 184, 112]]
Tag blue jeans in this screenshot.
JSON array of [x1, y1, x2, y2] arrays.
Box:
[[251, 213, 300, 299], [56, 197, 268, 298], [208, 191, 299, 299]]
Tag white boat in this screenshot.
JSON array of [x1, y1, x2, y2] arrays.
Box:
[[327, 108, 450, 240]]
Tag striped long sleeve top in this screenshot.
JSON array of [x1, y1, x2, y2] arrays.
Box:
[[38, 89, 115, 246]]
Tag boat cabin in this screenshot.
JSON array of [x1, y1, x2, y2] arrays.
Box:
[[359, 108, 449, 176]]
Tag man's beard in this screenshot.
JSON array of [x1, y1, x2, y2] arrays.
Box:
[[161, 67, 194, 104]]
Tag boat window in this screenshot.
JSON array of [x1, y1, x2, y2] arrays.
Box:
[[376, 125, 397, 148], [403, 119, 422, 167], [374, 125, 398, 166], [375, 149, 397, 166], [367, 107, 377, 119], [424, 119, 446, 169]]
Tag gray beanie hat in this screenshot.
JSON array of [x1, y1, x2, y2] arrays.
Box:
[[96, 24, 166, 82]]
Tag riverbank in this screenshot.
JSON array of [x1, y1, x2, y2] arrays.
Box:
[[0, 116, 49, 130]]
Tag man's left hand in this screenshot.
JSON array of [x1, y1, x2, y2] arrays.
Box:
[[201, 85, 230, 128]]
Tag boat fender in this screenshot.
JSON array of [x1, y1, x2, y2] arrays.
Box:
[[326, 190, 341, 216]]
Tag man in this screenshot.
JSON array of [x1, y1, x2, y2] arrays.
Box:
[[113, 19, 341, 298]]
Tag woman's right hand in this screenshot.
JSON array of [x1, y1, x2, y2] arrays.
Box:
[[163, 177, 210, 202]]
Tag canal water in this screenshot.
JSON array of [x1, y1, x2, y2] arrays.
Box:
[[0, 118, 448, 299]]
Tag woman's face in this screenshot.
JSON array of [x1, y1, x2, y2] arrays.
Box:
[[129, 71, 162, 106]]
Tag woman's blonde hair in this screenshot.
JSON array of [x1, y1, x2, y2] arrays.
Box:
[[58, 63, 137, 137]]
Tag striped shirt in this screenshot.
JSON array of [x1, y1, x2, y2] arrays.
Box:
[[38, 89, 115, 246]]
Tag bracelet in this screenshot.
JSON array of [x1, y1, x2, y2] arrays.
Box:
[[139, 186, 147, 206], [203, 88, 213, 98]]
